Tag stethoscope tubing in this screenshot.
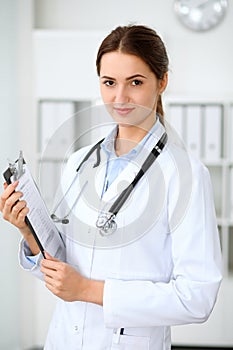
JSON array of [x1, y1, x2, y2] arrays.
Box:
[[108, 132, 167, 216], [51, 132, 167, 234]]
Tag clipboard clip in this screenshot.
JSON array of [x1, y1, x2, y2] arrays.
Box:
[[8, 150, 25, 181]]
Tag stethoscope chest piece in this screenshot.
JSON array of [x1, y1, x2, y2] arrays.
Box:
[[96, 212, 117, 236]]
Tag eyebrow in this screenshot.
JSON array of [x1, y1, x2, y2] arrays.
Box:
[[100, 74, 147, 80]]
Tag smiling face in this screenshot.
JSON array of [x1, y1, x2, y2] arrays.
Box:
[[99, 51, 167, 132]]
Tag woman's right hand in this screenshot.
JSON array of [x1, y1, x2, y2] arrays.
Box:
[[0, 181, 29, 232], [0, 182, 40, 255]]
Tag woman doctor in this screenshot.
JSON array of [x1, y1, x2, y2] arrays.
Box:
[[0, 25, 222, 349]]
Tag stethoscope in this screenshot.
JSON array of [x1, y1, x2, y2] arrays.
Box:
[[51, 132, 167, 236]]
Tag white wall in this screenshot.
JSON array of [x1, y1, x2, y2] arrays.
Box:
[[0, 0, 21, 349], [1, 0, 233, 349], [0, 1, 36, 349], [34, 0, 233, 99]]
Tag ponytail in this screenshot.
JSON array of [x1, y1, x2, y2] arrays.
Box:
[[156, 95, 164, 125]]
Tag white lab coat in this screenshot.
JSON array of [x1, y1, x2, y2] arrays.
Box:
[[19, 120, 222, 350]]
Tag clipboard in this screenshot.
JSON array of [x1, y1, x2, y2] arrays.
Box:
[[3, 151, 66, 261]]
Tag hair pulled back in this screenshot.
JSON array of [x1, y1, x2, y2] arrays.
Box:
[[96, 24, 169, 124]]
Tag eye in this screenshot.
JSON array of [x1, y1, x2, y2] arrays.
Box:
[[132, 79, 143, 86], [103, 80, 115, 87]]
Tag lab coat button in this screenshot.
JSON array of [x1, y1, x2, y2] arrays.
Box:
[[73, 325, 79, 334]]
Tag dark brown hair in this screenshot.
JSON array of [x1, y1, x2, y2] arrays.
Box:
[[96, 24, 169, 124]]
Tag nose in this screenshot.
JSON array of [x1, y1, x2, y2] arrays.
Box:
[[114, 85, 129, 104]]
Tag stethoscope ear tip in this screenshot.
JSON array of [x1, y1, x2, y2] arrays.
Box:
[[50, 213, 69, 224]]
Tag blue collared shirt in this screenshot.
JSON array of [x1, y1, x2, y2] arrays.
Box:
[[100, 119, 159, 193]]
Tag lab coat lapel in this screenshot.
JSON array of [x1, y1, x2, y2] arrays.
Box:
[[101, 121, 166, 204], [94, 150, 108, 198], [101, 160, 139, 203]]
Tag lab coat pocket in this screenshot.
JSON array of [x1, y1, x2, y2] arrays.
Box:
[[111, 333, 150, 349]]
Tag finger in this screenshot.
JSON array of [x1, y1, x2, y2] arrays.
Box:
[[44, 251, 59, 261], [17, 206, 29, 220], [4, 191, 23, 208], [0, 183, 18, 211], [0, 182, 19, 211], [44, 281, 61, 297], [41, 252, 65, 271], [15, 205, 29, 225], [41, 266, 58, 279], [8, 201, 29, 227], [44, 275, 53, 286], [11, 200, 27, 218], [43, 275, 58, 292], [1, 181, 19, 200], [44, 275, 65, 296], [3, 205, 29, 229], [2, 192, 24, 218], [41, 257, 62, 271]]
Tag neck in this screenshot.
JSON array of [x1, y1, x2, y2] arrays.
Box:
[[115, 119, 156, 156]]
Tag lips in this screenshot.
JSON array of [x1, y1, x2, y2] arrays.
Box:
[[113, 107, 135, 116]]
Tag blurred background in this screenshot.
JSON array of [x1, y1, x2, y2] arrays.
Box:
[[0, 0, 233, 349]]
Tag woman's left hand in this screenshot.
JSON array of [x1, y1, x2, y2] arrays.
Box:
[[40, 252, 104, 305], [41, 252, 89, 302]]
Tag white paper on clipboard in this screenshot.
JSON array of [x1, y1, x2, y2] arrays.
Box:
[[3, 156, 66, 261]]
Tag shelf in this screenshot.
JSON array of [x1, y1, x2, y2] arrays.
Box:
[[165, 100, 233, 279], [228, 227, 233, 274], [203, 159, 233, 167]]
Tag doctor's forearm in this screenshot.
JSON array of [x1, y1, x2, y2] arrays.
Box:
[[19, 226, 40, 256], [84, 279, 104, 306]]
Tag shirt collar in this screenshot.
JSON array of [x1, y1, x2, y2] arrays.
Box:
[[101, 115, 160, 160]]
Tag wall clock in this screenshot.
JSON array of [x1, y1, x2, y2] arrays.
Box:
[[174, 0, 228, 32]]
